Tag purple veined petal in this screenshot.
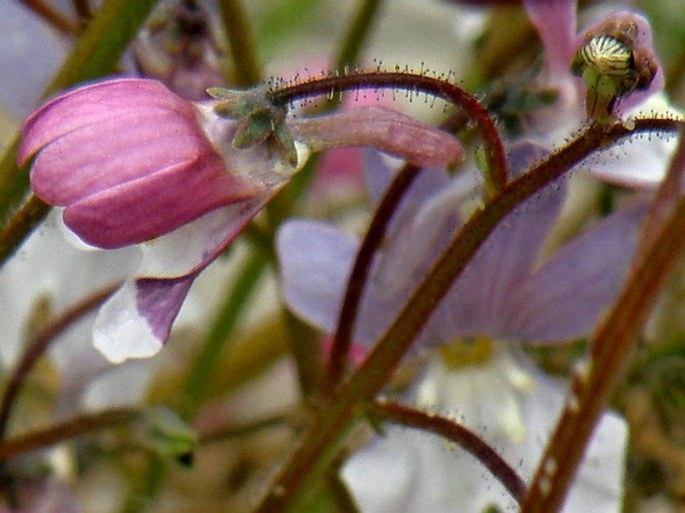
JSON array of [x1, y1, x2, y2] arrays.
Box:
[[61, 154, 257, 249], [363, 149, 397, 204], [506, 200, 648, 343], [431, 143, 565, 340], [137, 198, 269, 278], [277, 220, 359, 335], [94, 278, 190, 363], [289, 106, 464, 168], [136, 276, 194, 341], [19, 78, 197, 165], [29, 117, 214, 206], [523, 0, 577, 81]]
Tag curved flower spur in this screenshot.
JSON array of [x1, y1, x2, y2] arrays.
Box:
[[18, 76, 463, 363]]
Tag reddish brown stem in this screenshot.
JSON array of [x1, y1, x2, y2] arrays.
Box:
[[522, 128, 685, 513], [372, 399, 527, 503], [0, 408, 138, 460], [252, 117, 680, 513], [270, 71, 508, 193], [325, 164, 422, 393]]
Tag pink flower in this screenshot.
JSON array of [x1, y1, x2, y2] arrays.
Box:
[[19, 77, 463, 362]]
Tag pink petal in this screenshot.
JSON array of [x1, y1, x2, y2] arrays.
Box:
[[63, 153, 256, 248], [20, 78, 265, 248], [19, 78, 197, 165]]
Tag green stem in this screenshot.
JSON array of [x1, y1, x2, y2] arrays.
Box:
[[120, 250, 269, 513], [178, 251, 267, 419], [0, 194, 49, 270], [334, 0, 384, 73], [250, 118, 680, 513], [217, 0, 262, 86], [199, 413, 290, 444]]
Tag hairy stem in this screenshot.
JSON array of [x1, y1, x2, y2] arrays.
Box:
[[522, 127, 685, 513], [270, 71, 508, 193]]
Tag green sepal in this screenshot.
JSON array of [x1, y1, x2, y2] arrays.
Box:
[[209, 85, 298, 167], [233, 109, 278, 149]]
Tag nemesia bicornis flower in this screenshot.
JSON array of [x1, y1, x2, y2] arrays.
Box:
[[523, 0, 683, 188], [277, 144, 646, 511], [18, 77, 463, 363]]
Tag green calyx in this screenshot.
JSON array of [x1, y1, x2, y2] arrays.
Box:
[[208, 85, 298, 167]]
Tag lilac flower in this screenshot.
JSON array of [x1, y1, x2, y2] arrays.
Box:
[[18, 77, 462, 363], [523, 0, 682, 188], [277, 145, 646, 511]]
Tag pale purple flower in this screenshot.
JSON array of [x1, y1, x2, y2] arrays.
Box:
[[277, 144, 646, 511], [18, 77, 462, 362], [278, 145, 646, 348]]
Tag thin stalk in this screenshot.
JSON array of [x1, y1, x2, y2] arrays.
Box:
[[371, 399, 526, 503], [217, 0, 262, 86], [0, 408, 138, 460], [199, 413, 290, 445], [72, 0, 92, 21], [326, 164, 421, 393], [521, 128, 685, 513], [120, 250, 269, 513], [250, 118, 681, 513], [0, 282, 120, 438]]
